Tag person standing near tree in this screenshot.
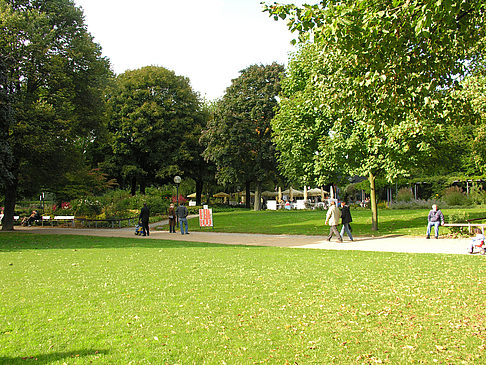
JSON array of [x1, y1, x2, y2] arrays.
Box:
[[340, 201, 354, 241], [139, 203, 150, 236], [325, 200, 342, 242]]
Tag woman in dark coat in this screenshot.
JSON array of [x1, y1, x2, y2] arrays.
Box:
[[168, 203, 176, 233], [340, 201, 353, 241], [139, 203, 150, 236]]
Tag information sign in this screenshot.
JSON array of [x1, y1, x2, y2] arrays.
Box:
[[199, 208, 213, 227]]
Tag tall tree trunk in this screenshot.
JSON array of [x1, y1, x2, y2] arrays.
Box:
[[254, 181, 262, 211], [130, 176, 136, 196], [195, 179, 203, 206], [2, 173, 18, 231], [140, 179, 146, 195], [245, 181, 251, 209], [369, 171, 378, 231]]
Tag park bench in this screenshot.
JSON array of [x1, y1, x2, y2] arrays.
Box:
[[53, 215, 75, 227], [443, 217, 486, 234], [41, 216, 51, 226], [75, 216, 138, 229]]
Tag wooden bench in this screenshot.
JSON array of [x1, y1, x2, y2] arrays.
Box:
[[41, 216, 51, 226], [53, 215, 75, 227], [76, 216, 138, 229], [443, 223, 486, 234]]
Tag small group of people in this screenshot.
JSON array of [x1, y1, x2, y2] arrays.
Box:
[[325, 200, 353, 242], [426, 203, 486, 253], [138, 202, 190, 237], [167, 202, 189, 235]]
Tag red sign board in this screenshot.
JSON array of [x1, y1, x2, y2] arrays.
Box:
[[199, 209, 213, 227]]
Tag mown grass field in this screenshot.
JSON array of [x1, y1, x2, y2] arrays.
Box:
[[183, 206, 486, 237], [1, 233, 485, 364]]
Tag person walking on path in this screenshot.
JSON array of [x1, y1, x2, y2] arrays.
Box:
[[168, 203, 177, 233], [176, 202, 189, 235], [426, 204, 445, 239], [325, 200, 342, 242], [139, 203, 150, 236], [340, 201, 353, 241]]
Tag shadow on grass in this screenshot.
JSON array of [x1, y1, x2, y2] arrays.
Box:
[[0, 233, 234, 252], [0, 349, 109, 364]]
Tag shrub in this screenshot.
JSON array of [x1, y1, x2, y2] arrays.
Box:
[[71, 198, 103, 218], [390, 199, 440, 210], [442, 186, 467, 206], [447, 211, 470, 237], [395, 187, 413, 202], [469, 185, 486, 205], [377, 201, 388, 209]]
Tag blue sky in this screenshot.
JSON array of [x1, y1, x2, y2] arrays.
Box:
[[74, 0, 308, 100]]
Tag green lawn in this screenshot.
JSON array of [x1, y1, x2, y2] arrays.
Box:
[[1, 234, 485, 364], [184, 206, 486, 237]]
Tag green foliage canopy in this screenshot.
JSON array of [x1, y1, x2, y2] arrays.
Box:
[[264, 0, 486, 229], [105, 66, 202, 195], [0, 0, 111, 229], [201, 63, 285, 209]]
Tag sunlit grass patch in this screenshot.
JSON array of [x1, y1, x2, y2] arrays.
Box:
[[180, 207, 486, 237], [1, 233, 485, 364]]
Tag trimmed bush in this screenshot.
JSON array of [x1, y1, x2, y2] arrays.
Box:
[[395, 187, 413, 202], [442, 186, 467, 206]]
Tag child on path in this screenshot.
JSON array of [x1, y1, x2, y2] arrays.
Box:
[[469, 228, 485, 254]]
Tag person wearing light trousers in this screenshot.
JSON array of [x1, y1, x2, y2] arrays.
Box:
[[325, 200, 342, 242]]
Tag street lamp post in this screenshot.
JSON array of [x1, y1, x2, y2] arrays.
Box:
[[174, 176, 182, 207]]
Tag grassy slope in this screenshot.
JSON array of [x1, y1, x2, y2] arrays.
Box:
[[184, 206, 486, 237], [1, 234, 485, 364]]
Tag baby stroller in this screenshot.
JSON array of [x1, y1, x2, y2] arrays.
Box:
[[470, 239, 486, 255], [134, 223, 144, 236], [469, 229, 486, 255]]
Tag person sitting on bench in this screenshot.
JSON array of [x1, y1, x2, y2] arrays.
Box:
[[426, 204, 444, 239], [22, 210, 40, 226]]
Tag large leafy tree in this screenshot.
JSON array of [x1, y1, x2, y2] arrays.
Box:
[[105, 66, 202, 195], [265, 0, 485, 230], [180, 101, 216, 206], [0, 0, 111, 230], [201, 63, 284, 210], [454, 73, 486, 175]]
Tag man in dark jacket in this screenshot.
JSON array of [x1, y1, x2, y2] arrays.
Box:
[[176, 202, 189, 235], [340, 201, 353, 241], [426, 204, 445, 239], [139, 203, 150, 236]]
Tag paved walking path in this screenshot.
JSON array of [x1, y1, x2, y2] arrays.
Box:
[[5, 221, 475, 255]]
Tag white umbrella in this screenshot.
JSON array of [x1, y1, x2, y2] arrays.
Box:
[[307, 188, 324, 196]]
